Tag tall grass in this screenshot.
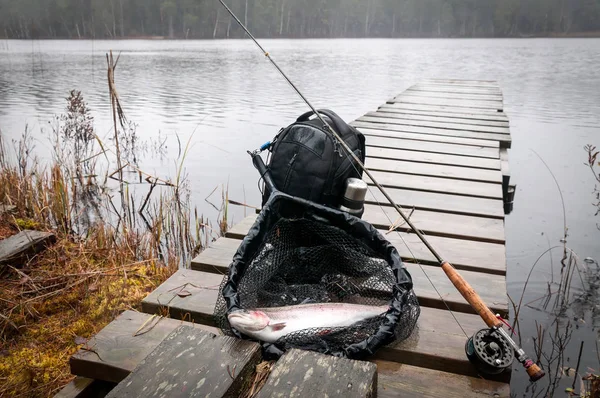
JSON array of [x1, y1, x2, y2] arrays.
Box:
[[508, 146, 600, 397], [0, 52, 220, 397]]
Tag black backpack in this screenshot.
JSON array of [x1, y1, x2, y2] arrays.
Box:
[[261, 109, 366, 210]]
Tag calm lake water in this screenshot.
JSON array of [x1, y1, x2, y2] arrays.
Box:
[[1, 38, 599, 394]]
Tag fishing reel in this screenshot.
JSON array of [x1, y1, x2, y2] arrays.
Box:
[[465, 328, 514, 376]]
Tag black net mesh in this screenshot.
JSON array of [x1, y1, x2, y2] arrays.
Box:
[[214, 208, 420, 357]]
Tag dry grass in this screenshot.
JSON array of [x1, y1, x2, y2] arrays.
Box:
[[0, 53, 216, 397]]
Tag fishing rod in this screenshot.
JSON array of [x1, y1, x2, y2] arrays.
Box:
[[217, 0, 544, 382]]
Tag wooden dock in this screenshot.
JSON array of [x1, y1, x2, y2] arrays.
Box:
[[63, 79, 513, 397]]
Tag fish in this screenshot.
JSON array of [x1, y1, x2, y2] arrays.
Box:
[[227, 302, 389, 343]]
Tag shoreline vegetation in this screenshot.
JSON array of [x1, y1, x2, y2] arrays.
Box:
[[0, 52, 226, 397]]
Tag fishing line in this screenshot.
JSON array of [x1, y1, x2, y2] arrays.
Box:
[[218, 0, 545, 381], [216, 0, 470, 334]]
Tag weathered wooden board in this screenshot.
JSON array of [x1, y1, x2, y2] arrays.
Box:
[[105, 325, 261, 398], [366, 147, 501, 170], [353, 120, 511, 147], [0, 230, 55, 266], [225, 205, 505, 244], [365, 157, 503, 184], [378, 105, 509, 122], [364, 112, 510, 134], [422, 79, 501, 88], [365, 186, 505, 219], [358, 126, 499, 147], [409, 84, 503, 95], [255, 349, 377, 398], [375, 360, 510, 398], [361, 204, 505, 243], [70, 310, 222, 383], [140, 269, 505, 379], [403, 90, 504, 102], [364, 169, 504, 199], [382, 102, 505, 116], [190, 236, 508, 314], [374, 107, 509, 127], [391, 95, 503, 111], [364, 134, 501, 159], [53, 377, 116, 398]]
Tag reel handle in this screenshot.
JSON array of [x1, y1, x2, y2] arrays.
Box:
[[441, 262, 501, 328]]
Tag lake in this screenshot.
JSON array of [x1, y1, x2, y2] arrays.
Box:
[[1, 38, 599, 394]]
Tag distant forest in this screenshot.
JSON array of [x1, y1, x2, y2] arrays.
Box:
[[1, 0, 600, 39]]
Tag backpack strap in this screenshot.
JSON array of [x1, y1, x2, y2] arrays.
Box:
[[296, 109, 349, 137]]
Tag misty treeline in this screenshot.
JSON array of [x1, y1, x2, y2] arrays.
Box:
[[1, 0, 600, 39]]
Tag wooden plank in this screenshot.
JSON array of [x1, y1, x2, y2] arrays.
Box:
[[364, 112, 510, 134], [364, 169, 504, 199], [366, 147, 501, 170], [379, 104, 509, 122], [365, 157, 503, 184], [422, 79, 500, 88], [191, 237, 508, 314], [375, 361, 510, 398], [216, 214, 507, 275], [256, 349, 377, 398], [382, 102, 504, 116], [375, 106, 509, 127], [105, 325, 261, 398], [365, 186, 505, 219], [358, 126, 499, 148], [359, 127, 500, 148], [70, 310, 222, 383], [0, 230, 55, 267], [409, 84, 503, 95], [53, 377, 93, 398], [140, 269, 507, 379], [352, 121, 512, 147], [391, 95, 503, 111], [404, 90, 504, 102], [363, 132, 501, 159], [361, 204, 505, 243], [225, 205, 506, 244]]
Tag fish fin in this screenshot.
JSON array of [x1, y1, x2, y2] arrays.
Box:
[[269, 322, 286, 331]]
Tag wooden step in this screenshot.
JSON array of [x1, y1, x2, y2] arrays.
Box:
[[381, 102, 504, 116], [191, 235, 508, 315], [104, 325, 261, 398], [255, 349, 377, 398], [69, 311, 510, 397], [139, 269, 508, 381], [365, 111, 510, 134], [364, 134, 500, 159], [366, 146, 501, 170], [353, 120, 511, 147], [0, 230, 55, 268], [364, 186, 505, 219], [363, 169, 504, 200], [365, 157, 503, 184], [390, 95, 503, 111], [376, 106, 509, 126], [404, 90, 504, 102], [359, 126, 500, 147]]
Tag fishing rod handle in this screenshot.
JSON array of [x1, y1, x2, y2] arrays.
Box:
[[441, 262, 502, 328]]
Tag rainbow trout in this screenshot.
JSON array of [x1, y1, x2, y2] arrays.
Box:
[[227, 302, 389, 343]]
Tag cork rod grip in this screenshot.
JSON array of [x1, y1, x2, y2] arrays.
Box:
[[441, 262, 502, 328]]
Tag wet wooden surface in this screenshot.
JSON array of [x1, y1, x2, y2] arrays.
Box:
[[255, 349, 377, 398], [0, 230, 55, 267], [191, 236, 508, 316], [67, 79, 514, 396], [104, 326, 261, 398]]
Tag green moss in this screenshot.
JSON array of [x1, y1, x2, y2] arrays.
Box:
[[14, 218, 40, 230]]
